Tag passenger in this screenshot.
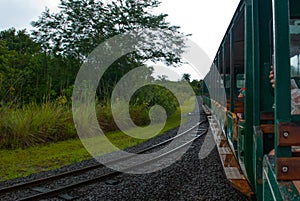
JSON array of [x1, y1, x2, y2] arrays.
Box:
[[269, 65, 300, 114], [238, 87, 246, 98], [269, 65, 275, 88], [237, 87, 245, 119]]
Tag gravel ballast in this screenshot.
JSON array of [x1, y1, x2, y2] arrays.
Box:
[[68, 130, 249, 201]]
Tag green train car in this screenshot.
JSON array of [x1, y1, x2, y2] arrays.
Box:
[[202, 0, 300, 200]]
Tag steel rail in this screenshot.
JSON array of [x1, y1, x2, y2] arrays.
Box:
[[0, 120, 205, 195], [19, 122, 208, 201]]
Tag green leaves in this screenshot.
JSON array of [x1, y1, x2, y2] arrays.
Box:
[[32, 0, 186, 65], [0, 29, 80, 104]]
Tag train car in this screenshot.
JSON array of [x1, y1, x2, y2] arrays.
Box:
[[202, 0, 300, 200]]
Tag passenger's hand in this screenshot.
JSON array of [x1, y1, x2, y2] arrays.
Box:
[[269, 65, 275, 88]]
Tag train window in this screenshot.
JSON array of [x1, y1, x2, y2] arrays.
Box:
[[290, 19, 300, 77], [220, 79, 224, 88], [289, 19, 300, 114], [225, 74, 230, 88], [236, 74, 245, 89]]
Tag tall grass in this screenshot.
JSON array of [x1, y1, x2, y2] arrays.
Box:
[[0, 96, 195, 149], [0, 103, 76, 149], [0, 101, 168, 149]]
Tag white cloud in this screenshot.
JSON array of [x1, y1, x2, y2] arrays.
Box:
[[153, 0, 240, 79], [155, 0, 240, 59], [0, 0, 60, 31]]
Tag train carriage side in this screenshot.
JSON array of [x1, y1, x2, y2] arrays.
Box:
[[203, 0, 254, 196], [263, 0, 300, 200], [202, 0, 300, 200]]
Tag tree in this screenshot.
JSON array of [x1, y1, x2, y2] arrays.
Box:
[[31, 0, 186, 65], [182, 73, 191, 82], [31, 0, 188, 101], [0, 28, 41, 54], [0, 29, 42, 104], [0, 28, 80, 104], [190, 79, 202, 95]]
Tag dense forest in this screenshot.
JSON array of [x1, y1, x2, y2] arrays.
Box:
[[0, 0, 202, 149]]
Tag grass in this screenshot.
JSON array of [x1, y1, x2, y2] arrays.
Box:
[[180, 96, 196, 114], [0, 98, 195, 182], [105, 108, 182, 150], [0, 139, 90, 182]]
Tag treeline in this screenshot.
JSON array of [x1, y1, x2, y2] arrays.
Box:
[[0, 29, 78, 104], [0, 28, 202, 105], [0, 0, 189, 105]]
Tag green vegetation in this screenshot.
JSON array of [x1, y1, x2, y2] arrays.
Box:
[[0, 138, 90, 181], [0, 95, 187, 150], [0, 99, 195, 182], [0, 0, 201, 182], [0, 103, 75, 149], [1, 0, 187, 106]]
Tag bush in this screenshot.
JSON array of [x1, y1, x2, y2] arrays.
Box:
[[97, 101, 151, 132]]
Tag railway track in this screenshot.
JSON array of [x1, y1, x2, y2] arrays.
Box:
[[0, 120, 208, 201]]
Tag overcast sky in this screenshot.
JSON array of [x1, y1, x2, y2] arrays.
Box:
[[0, 0, 240, 80]]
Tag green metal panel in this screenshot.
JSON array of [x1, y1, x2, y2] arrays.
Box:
[[263, 155, 300, 201], [238, 120, 246, 172], [273, 0, 292, 158], [277, 182, 300, 201], [245, 0, 256, 191], [218, 52, 221, 101], [263, 156, 284, 201], [227, 111, 234, 142], [250, 4, 260, 195], [253, 127, 264, 200], [251, 0, 260, 127], [258, 0, 273, 112], [253, 0, 273, 199], [252, 1, 263, 197], [222, 45, 226, 93], [230, 29, 235, 112]]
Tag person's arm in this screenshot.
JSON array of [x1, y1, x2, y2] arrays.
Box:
[[269, 65, 275, 88]]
